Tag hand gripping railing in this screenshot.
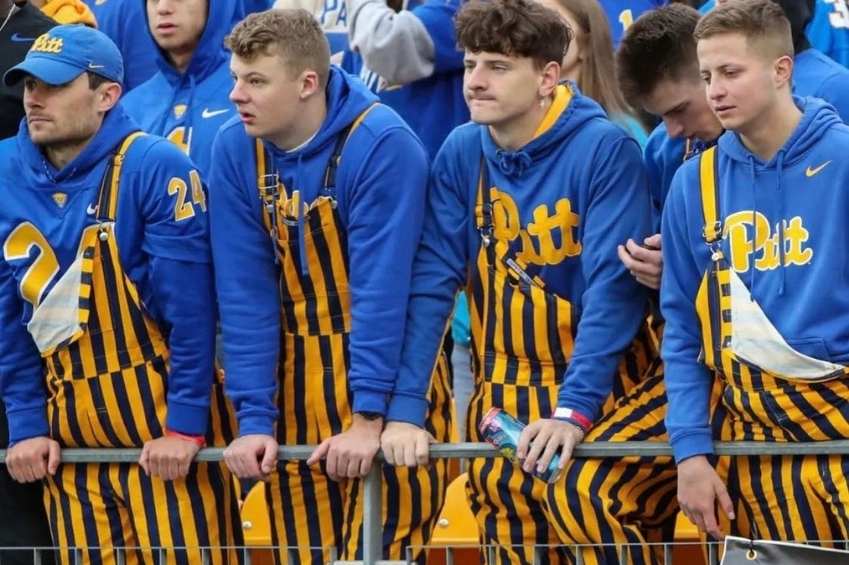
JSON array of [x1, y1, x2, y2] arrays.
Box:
[[5, 441, 849, 565]]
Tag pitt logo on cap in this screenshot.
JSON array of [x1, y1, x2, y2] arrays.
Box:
[[31, 34, 64, 54]]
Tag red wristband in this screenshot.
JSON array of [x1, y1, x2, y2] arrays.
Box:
[[164, 428, 206, 447], [552, 408, 592, 432]]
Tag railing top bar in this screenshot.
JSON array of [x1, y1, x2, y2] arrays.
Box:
[[4, 441, 849, 463]]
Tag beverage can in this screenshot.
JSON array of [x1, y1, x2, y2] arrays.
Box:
[[479, 407, 562, 483]]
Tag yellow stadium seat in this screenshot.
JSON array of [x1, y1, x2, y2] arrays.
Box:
[[241, 483, 275, 565], [673, 511, 707, 564], [430, 472, 479, 546]]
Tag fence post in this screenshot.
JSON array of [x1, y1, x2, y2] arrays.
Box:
[[362, 465, 383, 565]]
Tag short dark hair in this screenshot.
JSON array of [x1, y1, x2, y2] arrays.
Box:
[[86, 72, 111, 90], [454, 0, 570, 69], [695, 0, 793, 60], [616, 4, 700, 105], [226, 9, 331, 88]]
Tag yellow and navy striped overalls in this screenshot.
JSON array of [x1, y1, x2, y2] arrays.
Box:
[[254, 106, 453, 565], [464, 146, 661, 565], [36, 133, 241, 565], [695, 146, 849, 544]]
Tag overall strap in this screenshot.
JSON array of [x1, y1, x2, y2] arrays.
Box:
[[699, 146, 722, 247], [95, 131, 146, 222], [322, 103, 379, 198]]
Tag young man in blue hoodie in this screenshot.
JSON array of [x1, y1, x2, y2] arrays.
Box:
[[378, 0, 662, 562], [0, 24, 240, 564], [665, 0, 849, 542], [209, 9, 451, 564], [122, 0, 239, 178]]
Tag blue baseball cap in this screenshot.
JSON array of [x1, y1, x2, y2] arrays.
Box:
[[3, 24, 124, 87]]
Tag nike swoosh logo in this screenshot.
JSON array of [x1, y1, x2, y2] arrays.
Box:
[[88, 63, 105, 70], [86, 203, 98, 215], [806, 160, 832, 177], [10, 33, 36, 43], [201, 108, 229, 119]]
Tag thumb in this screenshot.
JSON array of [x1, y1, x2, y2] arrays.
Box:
[[47, 441, 61, 475], [261, 441, 278, 473], [644, 233, 662, 248], [427, 431, 436, 444], [138, 443, 150, 474], [306, 439, 331, 466]]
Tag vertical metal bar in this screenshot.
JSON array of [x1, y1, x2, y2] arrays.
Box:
[[287, 548, 297, 563], [663, 543, 672, 565], [329, 545, 338, 562], [159, 547, 166, 565], [445, 547, 454, 565], [116, 546, 125, 565], [618, 545, 628, 563], [362, 466, 383, 565], [708, 543, 718, 565], [532, 545, 541, 565], [487, 545, 496, 564], [201, 547, 210, 565], [33, 547, 41, 565], [242, 546, 251, 565]]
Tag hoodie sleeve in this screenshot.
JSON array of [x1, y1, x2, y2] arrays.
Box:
[[137, 141, 216, 436], [347, 0, 462, 84], [555, 135, 652, 422], [208, 129, 281, 437], [385, 134, 470, 427], [660, 164, 715, 464], [0, 258, 48, 444], [345, 123, 430, 416]]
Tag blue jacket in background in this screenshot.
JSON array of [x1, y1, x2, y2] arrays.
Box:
[[661, 98, 849, 463], [122, 0, 240, 177], [388, 89, 652, 427], [208, 67, 429, 436], [0, 106, 216, 443], [808, 0, 849, 67], [600, 0, 667, 48], [84, 0, 159, 91], [341, 0, 469, 160]]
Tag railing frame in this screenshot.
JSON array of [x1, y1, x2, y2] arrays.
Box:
[[5, 441, 849, 564]]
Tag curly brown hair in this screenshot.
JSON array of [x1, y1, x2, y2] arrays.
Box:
[[455, 0, 570, 69], [226, 9, 331, 88]]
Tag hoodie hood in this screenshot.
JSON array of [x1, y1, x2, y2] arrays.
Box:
[[480, 83, 607, 179], [145, 0, 237, 84], [267, 67, 379, 165], [16, 104, 138, 190], [718, 96, 839, 168]]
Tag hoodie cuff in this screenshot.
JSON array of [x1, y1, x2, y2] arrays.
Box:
[[8, 405, 49, 445], [165, 401, 210, 437], [237, 415, 276, 438], [385, 394, 429, 428], [670, 430, 715, 464], [352, 390, 389, 416]]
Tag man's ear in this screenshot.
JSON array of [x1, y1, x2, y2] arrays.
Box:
[[774, 54, 794, 90], [539, 60, 561, 98], [97, 82, 123, 113], [298, 69, 322, 100]]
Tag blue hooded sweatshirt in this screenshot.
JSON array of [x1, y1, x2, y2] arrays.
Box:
[[83, 0, 159, 91], [0, 105, 216, 443], [386, 87, 653, 427], [600, 0, 668, 48], [208, 67, 429, 436], [122, 0, 239, 178], [661, 97, 849, 463], [341, 0, 469, 160], [808, 0, 849, 68]]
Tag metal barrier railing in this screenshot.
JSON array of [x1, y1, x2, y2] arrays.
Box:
[[5, 441, 849, 565]]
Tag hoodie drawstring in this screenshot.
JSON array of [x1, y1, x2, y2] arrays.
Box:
[[776, 152, 787, 296], [748, 156, 757, 298]]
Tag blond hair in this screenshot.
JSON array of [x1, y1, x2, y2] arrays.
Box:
[[226, 9, 331, 87], [694, 0, 793, 60]]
